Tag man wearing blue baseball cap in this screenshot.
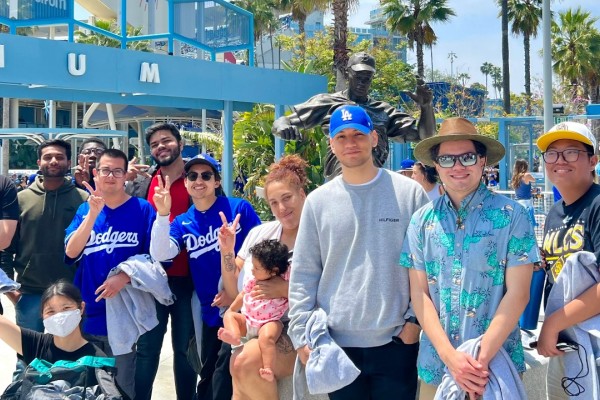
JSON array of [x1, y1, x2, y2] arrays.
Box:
[[289, 105, 429, 399]]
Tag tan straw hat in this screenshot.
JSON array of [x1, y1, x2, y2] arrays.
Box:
[[413, 117, 505, 166]]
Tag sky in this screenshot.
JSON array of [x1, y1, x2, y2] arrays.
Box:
[[325, 0, 600, 96]]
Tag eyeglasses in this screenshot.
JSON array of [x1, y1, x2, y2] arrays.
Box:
[[186, 171, 214, 182], [434, 152, 479, 168], [542, 149, 591, 164], [81, 148, 104, 156], [97, 168, 125, 178]]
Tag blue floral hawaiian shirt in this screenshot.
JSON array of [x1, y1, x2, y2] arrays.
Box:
[[400, 183, 540, 385]]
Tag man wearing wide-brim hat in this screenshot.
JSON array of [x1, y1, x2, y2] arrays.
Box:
[[400, 117, 539, 399]]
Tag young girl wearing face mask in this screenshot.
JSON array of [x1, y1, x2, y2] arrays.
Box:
[[0, 280, 105, 365]]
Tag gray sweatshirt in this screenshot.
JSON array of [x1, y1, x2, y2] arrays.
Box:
[[288, 169, 429, 349]]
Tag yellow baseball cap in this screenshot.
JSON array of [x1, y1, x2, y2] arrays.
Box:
[[537, 121, 596, 153]]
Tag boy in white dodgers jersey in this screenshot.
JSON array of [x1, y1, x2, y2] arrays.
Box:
[[65, 148, 156, 399]]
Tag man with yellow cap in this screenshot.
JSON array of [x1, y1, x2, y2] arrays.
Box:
[[400, 117, 538, 399], [534, 121, 600, 397]]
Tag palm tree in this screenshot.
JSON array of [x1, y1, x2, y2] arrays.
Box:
[[233, 0, 277, 66], [457, 72, 470, 87], [498, 0, 511, 114], [381, 0, 456, 79], [491, 66, 503, 99], [331, 0, 359, 91], [506, 0, 542, 115], [279, 0, 330, 58], [280, 0, 330, 35], [480, 62, 494, 97], [551, 8, 600, 100]]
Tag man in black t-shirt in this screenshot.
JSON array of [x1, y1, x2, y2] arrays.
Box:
[[0, 175, 19, 316], [535, 122, 600, 383], [537, 122, 600, 292], [0, 175, 18, 251]]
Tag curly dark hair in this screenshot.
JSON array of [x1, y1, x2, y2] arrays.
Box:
[[249, 239, 290, 276], [264, 154, 309, 197]]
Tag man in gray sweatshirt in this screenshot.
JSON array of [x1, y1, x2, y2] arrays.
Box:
[[288, 105, 429, 399]]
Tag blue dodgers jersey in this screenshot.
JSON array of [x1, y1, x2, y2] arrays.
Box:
[[170, 196, 261, 327], [65, 197, 156, 336]]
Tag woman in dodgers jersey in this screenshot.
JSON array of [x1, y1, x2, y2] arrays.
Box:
[[150, 153, 261, 400]]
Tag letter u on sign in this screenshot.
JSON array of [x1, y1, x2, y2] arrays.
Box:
[[0, 45, 4, 68], [68, 53, 86, 76]]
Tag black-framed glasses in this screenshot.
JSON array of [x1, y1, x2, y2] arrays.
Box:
[[434, 152, 479, 168], [186, 171, 214, 182], [97, 168, 125, 178], [81, 148, 104, 156], [542, 149, 591, 164]]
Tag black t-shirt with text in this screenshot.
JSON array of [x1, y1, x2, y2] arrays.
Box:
[[20, 328, 105, 365], [542, 183, 600, 284]]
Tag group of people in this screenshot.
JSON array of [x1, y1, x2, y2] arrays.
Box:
[[0, 51, 598, 400]]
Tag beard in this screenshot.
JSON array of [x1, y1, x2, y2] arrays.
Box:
[[41, 164, 69, 178], [154, 146, 181, 167]]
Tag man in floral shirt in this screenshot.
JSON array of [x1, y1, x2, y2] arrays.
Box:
[[400, 117, 539, 399]]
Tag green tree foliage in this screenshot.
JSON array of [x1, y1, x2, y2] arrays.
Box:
[[551, 7, 600, 105], [381, 0, 456, 78], [9, 140, 37, 169], [279, 31, 414, 105], [75, 19, 150, 51]]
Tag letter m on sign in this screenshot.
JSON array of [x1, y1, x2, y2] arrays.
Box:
[[140, 62, 160, 83]]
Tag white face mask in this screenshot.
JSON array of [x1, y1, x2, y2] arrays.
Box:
[[43, 309, 82, 337]]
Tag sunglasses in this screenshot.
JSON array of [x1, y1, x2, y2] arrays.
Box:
[[186, 171, 214, 182], [435, 152, 479, 168]]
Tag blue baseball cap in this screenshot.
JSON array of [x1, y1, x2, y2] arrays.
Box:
[[399, 159, 415, 171], [184, 153, 221, 174], [329, 105, 374, 138]]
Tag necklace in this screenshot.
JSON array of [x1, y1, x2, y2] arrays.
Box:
[[454, 190, 479, 229]]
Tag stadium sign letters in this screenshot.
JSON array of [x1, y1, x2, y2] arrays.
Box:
[[0, 45, 160, 84]]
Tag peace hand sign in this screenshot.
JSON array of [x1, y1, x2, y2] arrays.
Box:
[[73, 154, 90, 188], [82, 179, 105, 217], [218, 211, 241, 254], [153, 175, 171, 216], [126, 156, 151, 181]]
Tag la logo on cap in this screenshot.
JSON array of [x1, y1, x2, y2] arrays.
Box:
[[341, 109, 353, 121]]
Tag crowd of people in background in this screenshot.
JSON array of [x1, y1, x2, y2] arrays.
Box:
[[0, 112, 599, 400]]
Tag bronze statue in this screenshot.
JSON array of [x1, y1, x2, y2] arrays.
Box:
[[272, 52, 436, 179]]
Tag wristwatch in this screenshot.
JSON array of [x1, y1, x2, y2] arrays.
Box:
[[405, 316, 420, 327]]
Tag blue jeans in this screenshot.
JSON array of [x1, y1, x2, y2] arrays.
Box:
[[328, 339, 419, 400], [15, 293, 44, 332], [135, 277, 197, 400]]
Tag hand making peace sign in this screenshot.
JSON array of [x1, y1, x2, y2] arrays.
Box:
[[125, 156, 151, 181], [73, 154, 91, 188], [153, 175, 171, 216], [82, 179, 105, 217], [218, 211, 241, 254]]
